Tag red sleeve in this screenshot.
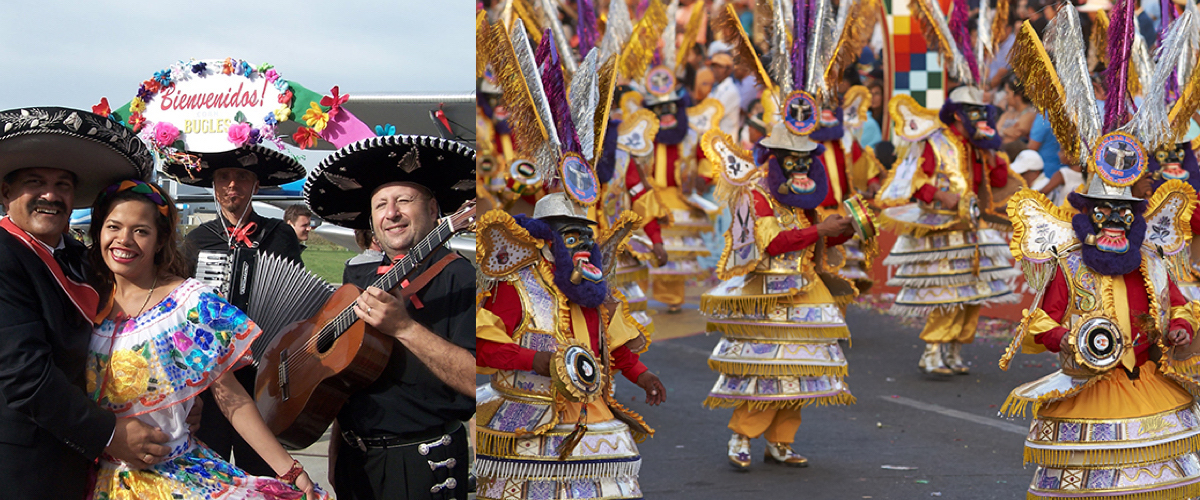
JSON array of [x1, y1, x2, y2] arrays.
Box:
[[989, 157, 1009, 188], [478, 281, 539, 370], [642, 219, 663, 244], [753, 191, 820, 256], [1168, 278, 1195, 343], [612, 345, 649, 382], [477, 340, 536, 370], [624, 162, 664, 244], [1034, 266, 1072, 352]]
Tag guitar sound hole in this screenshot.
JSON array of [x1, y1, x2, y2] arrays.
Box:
[[317, 330, 336, 353]]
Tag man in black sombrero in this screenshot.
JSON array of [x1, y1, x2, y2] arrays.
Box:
[[306, 135, 475, 500], [0, 107, 172, 498], [166, 143, 306, 476]]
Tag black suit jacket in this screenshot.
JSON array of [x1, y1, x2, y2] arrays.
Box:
[[0, 230, 115, 499]]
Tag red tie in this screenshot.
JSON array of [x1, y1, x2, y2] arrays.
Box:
[[228, 222, 257, 248]]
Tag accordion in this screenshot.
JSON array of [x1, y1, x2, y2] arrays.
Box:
[[195, 248, 336, 364]]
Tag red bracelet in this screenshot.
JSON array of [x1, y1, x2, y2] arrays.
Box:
[[278, 459, 304, 484]]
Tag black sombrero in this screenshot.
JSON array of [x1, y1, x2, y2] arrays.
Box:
[[304, 135, 475, 229], [0, 107, 153, 207], [161, 144, 306, 188]]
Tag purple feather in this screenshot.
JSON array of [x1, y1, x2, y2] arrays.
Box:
[[950, 0, 980, 84], [792, 0, 810, 90], [1105, 0, 1135, 132], [578, 0, 599, 57], [536, 30, 582, 154], [635, 0, 650, 19]]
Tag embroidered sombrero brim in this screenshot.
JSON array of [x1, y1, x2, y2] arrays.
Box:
[[161, 144, 306, 188], [0, 107, 153, 207], [304, 135, 475, 229]]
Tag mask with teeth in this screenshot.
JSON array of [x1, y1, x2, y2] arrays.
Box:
[[513, 215, 609, 308], [1068, 193, 1147, 276], [809, 107, 845, 142], [757, 144, 829, 209], [1150, 143, 1200, 191]]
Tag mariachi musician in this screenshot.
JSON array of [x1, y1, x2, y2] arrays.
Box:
[[167, 143, 306, 475], [304, 135, 476, 500]]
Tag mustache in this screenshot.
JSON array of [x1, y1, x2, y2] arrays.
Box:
[[30, 200, 68, 213]]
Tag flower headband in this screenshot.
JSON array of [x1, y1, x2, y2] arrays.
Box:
[[100, 180, 170, 218]]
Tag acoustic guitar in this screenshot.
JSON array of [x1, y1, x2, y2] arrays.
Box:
[[255, 201, 477, 450]]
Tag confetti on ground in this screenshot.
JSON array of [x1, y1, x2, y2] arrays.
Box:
[[881, 465, 918, 470]]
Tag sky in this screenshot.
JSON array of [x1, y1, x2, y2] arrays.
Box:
[[0, 0, 475, 111]]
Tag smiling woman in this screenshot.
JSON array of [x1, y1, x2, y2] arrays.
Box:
[[82, 178, 330, 499]]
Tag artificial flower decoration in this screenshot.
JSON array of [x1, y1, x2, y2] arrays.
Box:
[[274, 105, 291, 122], [136, 85, 153, 101], [129, 97, 147, 114], [222, 58, 235, 75], [191, 61, 207, 75], [292, 126, 320, 149], [92, 97, 111, 118], [153, 69, 172, 87], [227, 122, 251, 147], [170, 64, 188, 82], [273, 79, 289, 93], [153, 122, 180, 148], [256, 62, 274, 73], [248, 127, 262, 145], [263, 112, 278, 126], [142, 79, 161, 94], [127, 113, 146, 133], [278, 89, 293, 105], [375, 123, 396, 136], [321, 86, 349, 119], [302, 101, 329, 132], [264, 68, 280, 83], [238, 61, 252, 78]]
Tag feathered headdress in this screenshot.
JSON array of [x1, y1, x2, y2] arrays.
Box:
[[909, 0, 979, 87], [485, 19, 618, 209], [1010, 0, 1197, 197], [712, 0, 880, 132]]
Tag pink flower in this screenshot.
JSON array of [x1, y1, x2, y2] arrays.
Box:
[[265, 69, 280, 83], [153, 122, 180, 148], [172, 330, 194, 352], [227, 122, 251, 147]]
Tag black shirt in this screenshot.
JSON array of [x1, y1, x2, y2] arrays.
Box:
[[338, 246, 476, 436], [181, 211, 304, 276]]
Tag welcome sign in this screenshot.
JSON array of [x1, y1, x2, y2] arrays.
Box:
[[139, 59, 284, 152]]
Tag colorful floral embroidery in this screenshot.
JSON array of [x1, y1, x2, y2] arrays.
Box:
[[88, 281, 259, 417]]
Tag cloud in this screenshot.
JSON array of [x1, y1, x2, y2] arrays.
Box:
[[0, 0, 474, 110]]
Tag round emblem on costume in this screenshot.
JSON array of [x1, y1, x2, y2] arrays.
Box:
[[553, 344, 603, 402], [559, 152, 599, 205], [1075, 316, 1124, 372], [645, 66, 676, 98], [1091, 132, 1146, 187], [782, 91, 819, 136], [509, 159, 542, 195]]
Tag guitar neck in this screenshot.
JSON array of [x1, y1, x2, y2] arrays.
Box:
[[320, 220, 455, 343]]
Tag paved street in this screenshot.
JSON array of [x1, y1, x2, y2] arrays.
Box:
[[611, 298, 1060, 499]]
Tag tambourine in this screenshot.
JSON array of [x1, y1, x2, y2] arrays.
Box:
[[1066, 316, 1127, 374], [842, 195, 877, 241], [552, 344, 604, 403]]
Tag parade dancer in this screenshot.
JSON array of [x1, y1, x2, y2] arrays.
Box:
[[875, 0, 1023, 376], [1001, 5, 1200, 498], [475, 19, 666, 500], [622, 0, 722, 313], [698, 0, 884, 469]]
